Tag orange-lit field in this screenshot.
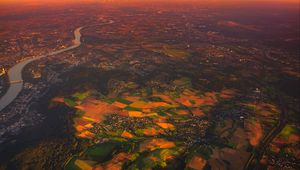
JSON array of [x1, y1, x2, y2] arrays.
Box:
[[53, 85, 235, 139]]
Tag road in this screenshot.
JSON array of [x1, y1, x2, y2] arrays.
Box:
[[0, 21, 114, 111], [243, 97, 288, 170]]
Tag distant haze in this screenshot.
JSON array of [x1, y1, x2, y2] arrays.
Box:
[[0, 0, 298, 5]]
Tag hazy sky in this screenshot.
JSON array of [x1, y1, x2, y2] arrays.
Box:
[[0, 0, 298, 4], [0, 0, 298, 10]]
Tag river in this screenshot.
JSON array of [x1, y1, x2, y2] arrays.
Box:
[[0, 20, 114, 112], [0, 27, 83, 111]]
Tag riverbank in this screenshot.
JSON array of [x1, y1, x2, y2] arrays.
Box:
[[0, 26, 82, 112], [0, 74, 9, 98], [0, 20, 114, 112]]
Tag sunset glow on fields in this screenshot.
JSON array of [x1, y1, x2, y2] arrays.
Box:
[[0, 0, 299, 169]]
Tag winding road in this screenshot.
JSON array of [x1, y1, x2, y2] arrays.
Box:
[[0, 21, 114, 111], [243, 96, 288, 170]]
